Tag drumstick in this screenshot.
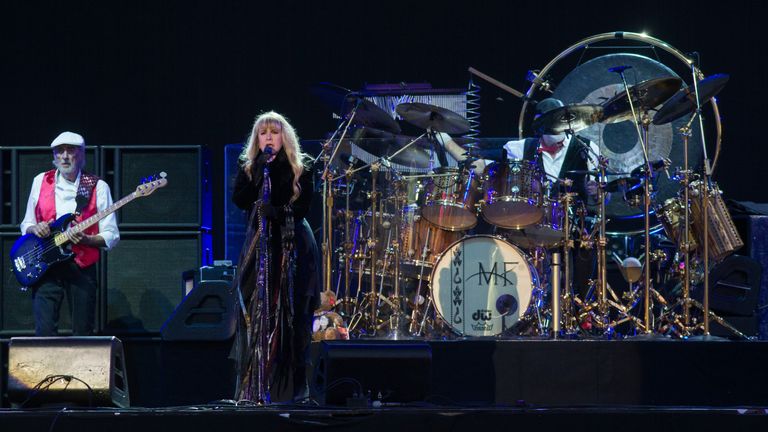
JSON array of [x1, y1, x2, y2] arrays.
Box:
[[468, 67, 525, 99]]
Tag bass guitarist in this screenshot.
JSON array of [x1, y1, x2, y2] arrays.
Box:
[[20, 131, 120, 336]]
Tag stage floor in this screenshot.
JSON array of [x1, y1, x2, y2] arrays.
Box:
[[3, 338, 768, 409], [1, 405, 767, 432]]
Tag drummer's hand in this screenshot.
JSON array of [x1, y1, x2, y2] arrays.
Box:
[[27, 221, 51, 238], [586, 180, 599, 197]]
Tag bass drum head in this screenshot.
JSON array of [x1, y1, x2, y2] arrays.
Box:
[[552, 53, 703, 234], [430, 235, 538, 337]]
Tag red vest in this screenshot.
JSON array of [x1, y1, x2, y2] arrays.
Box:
[[34, 170, 101, 268]]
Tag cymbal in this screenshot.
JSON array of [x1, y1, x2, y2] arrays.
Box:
[[311, 82, 401, 134], [531, 104, 604, 135], [652, 74, 729, 125], [396, 102, 470, 135], [352, 127, 432, 168], [601, 77, 682, 124]]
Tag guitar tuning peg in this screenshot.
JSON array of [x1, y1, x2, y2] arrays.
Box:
[[159, 171, 167, 179]]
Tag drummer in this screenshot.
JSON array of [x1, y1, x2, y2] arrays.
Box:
[[503, 98, 601, 304], [503, 98, 600, 200]]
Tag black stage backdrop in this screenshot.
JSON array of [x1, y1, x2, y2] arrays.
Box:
[[2, 0, 766, 260]]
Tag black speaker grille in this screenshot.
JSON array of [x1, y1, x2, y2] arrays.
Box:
[[1, 234, 73, 334], [107, 147, 203, 227], [104, 232, 202, 334], [11, 148, 98, 227]]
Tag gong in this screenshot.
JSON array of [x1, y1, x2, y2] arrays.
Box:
[[550, 53, 703, 233]]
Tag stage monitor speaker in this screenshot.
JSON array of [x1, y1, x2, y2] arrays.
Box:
[[160, 280, 237, 341], [2, 146, 98, 228], [312, 341, 431, 406], [0, 233, 77, 334], [7, 336, 129, 407], [702, 254, 762, 316], [104, 231, 207, 334], [100, 146, 211, 228]]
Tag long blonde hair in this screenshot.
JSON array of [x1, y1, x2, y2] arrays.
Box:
[[239, 111, 306, 202]]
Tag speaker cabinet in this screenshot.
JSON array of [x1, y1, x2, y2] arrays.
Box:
[[0, 233, 81, 335], [103, 231, 209, 334], [160, 280, 237, 341], [7, 336, 129, 407], [313, 341, 432, 406], [1, 146, 99, 228], [100, 146, 211, 228]]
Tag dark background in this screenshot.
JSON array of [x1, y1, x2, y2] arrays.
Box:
[[3, 0, 766, 260]]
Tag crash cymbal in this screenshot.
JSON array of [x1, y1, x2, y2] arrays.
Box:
[[652, 74, 729, 125], [601, 77, 682, 124], [531, 104, 604, 135], [310, 82, 401, 134], [352, 127, 432, 168], [396, 102, 470, 135]]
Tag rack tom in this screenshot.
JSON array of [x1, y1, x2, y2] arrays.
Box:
[[481, 159, 544, 229], [420, 167, 479, 231]]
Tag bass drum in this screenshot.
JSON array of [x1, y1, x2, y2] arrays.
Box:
[[430, 235, 540, 337]]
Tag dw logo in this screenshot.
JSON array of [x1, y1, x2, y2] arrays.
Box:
[[472, 309, 492, 321]]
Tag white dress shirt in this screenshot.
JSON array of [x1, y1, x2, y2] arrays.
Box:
[[20, 170, 120, 249], [503, 134, 600, 180]]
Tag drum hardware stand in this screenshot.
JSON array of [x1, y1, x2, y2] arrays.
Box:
[[551, 252, 562, 338], [408, 224, 436, 337], [321, 102, 363, 299], [686, 67, 725, 340], [333, 165, 361, 321], [335, 135, 427, 337], [664, 102, 743, 339], [557, 190, 581, 335], [613, 68, 666, 338]]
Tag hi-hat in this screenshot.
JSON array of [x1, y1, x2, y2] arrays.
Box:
[[311, 82, 401, 134], [531, 104, 604, 135], [396, 102, 470, 135], [601, 77, 682, 124], [652, 74, 729, 125]]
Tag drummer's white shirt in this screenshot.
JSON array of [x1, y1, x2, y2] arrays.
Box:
[[503, 135, 600, 180]]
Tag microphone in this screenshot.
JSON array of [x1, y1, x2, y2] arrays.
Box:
[[256, 145, 274, 164], [608, 65, 632, 74]]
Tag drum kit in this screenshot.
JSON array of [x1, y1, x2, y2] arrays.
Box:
[[314, 69, 746, 340]]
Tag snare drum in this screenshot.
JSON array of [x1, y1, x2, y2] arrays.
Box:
[[400, 204, 462, 278], [421, 167, 479, 231], [430, 235, 540, 337], [481, 159, 544, 229]]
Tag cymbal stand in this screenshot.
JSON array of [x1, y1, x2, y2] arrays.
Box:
[[338, 135, 427, 337], [552, 188, 579, 336], [614, 68, 659, 336], [321, 103, 362, 297], [678, 68, 740, 339], [334, 166, 358, 319], [691, 67, 716, 338]]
